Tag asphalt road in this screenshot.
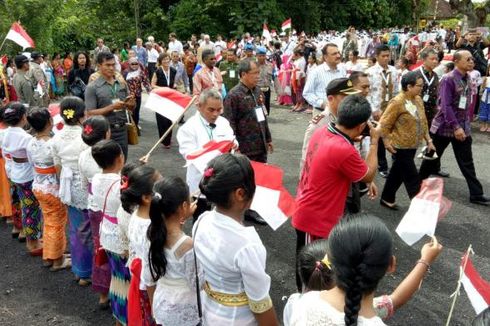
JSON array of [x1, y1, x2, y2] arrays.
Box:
[[1, 96, 489, 326]]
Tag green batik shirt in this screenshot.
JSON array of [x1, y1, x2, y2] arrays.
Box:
[[219, 61, 239, 92]]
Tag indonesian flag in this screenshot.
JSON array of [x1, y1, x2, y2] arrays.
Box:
[[262, 24, 272, 42], [271, 29, 277, 38], [185, 139, 234, 173], [396, 177, 452, 246], [250, 161, 297, 230], [48, 103, 64, 132], [281, 18, 292, 31], [145, 87, 193, 122], [0, 55, 7, 66], [5, 22, 35, 50], [215, 52, 222, 63], [461, 254, 490, 314]]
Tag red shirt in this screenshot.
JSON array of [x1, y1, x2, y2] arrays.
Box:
[[292, 125, 368, 238]]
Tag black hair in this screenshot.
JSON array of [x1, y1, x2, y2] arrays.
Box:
[[274, 42, 282, 50], [473, 307, 490, 326], [120, 165, 157, 213], [329, 214, 393, 326], [351, 50, 359, 57], [437, 50, 444, 63], [349, 72, 368, 86], [97, 51, 115, 65], [147, 177, 190, 281], [297, 239, 334, 292], [399, 57, 409, 67], [375, 44, 390, 56], [401, 71, 422, 92], [453, 50, 468, 62], [199, 153, 255, 209], [202, 49, 215, 61], [121, 160, 144, 179], [73, 51, 91, 70], [420, 48, 437, 60], [445, 62, 455, 72], [27, 107, 51, 132], [82, 116, 110, 146], [238, 58, 257, 78], [59, 96, 85, 125], [321, 43, 338, 55], [368, 56, 377, 64], [337, 95, 372, 129], [0, 102, 26, 126], [91, 139, 122, 169]]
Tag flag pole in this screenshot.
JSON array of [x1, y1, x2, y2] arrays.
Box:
[[445, 244, 473, 326], [0, 37, 8, 54], [140, 95, 197, 162]]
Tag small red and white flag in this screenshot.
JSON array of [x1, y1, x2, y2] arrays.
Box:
[[281, 18, 292, 31], [0, 55, 7, 66], [186, 139, 234, 173], [215, 52, 222, 63], [250, 161, 297, 230], [396, 177, 452, 246], [461, 254, 490, 314], [48, 103, 64, 132], [271, 30, 277, 38], [145, 87, 193, 122], [262, 24, 272, 42], [5, 22, 35, 50]]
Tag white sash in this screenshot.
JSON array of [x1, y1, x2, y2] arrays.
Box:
[[59, 166, 73, 205]]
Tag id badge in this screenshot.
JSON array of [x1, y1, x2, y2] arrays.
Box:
[[458, 97, 467, 109], [423, 94, 429, 102], [112, 98, 120, 104], [255, 106, 266, 122], [385, 93, 390, 102], [229, 70, 236, 78]]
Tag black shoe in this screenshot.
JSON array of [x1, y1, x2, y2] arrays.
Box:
[[470, 195, 490, 206], [379, 171, 389, 178], [244, 210, 268, 225], [380, 199, 399, 211], [435, 170, 450, 178]]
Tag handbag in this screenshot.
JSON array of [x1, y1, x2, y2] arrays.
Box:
[[126, 110, 139, 145], [193, 217, 204, 326], [70, 76, 86, 99]]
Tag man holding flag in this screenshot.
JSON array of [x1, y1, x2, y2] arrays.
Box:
[[177, 89, 237, 220], [28, 52, 50, 107]]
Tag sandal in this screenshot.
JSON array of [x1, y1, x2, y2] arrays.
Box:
[[29, 247, 43, 257], [380, 199, 399, 211], [50, 257, 72, 272], [78, 278, 92, 287]]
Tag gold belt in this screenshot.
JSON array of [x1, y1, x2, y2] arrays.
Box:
[[203, 282, 248, 307]]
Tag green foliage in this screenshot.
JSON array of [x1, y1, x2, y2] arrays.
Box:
[[0, 0, 421, 55]]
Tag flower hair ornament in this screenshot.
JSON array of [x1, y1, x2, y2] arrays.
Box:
[[63, 108, 75, 119], [203, 167, 214, 178], [321, 253, 332, 270], [4, 107, 14, 114], [83, 124, 93, 135], [120, 176, 129, 190], [153, 192, 162, 200]]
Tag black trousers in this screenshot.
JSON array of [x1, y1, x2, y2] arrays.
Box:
[[111, 125, 128, 160], [155, 113, 172, 146], [264, 89, 271, 115], [378, 138, 388, 172], [148, 62, 157, 80], [419, 134, 483, 197], [188, 74, 194, 94], [246, 152, 267, 163], [381, 149, 420, 203], [132, 96, 142, 126]]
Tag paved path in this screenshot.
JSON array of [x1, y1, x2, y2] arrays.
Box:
[[1, 98, 489, 325]]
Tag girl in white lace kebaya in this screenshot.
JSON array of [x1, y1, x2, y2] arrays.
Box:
[[146, 176, 202, 326], [26, 108, 70, 270], [193, 154, 278, 325], [284, 236, 442, 326], [51, 97, 92, 285]]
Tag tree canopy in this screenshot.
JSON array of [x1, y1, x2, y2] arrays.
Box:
[[0, 0, 436, 55]]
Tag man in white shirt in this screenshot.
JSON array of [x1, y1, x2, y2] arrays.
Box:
[[146, 42, 159, 80], [214, 34, 227, 56], [281, 33, 296, 56], [177, 89, 237, 221], [302, 43, 347, 117], [168, 32, 184, 54]]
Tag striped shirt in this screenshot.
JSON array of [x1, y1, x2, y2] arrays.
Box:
[[302, 63, 347, 109]]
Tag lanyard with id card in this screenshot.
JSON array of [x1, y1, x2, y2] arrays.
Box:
[[458, 82, 468, 110], [229, 69, 236, 79], [251, 91, 266, 122]]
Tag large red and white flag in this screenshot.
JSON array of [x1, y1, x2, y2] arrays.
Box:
[[250, 161, 297, 230], [281, 18, 292, 31], [396, 177, 452, 245], [186, 140, 234, 173], [262, 24, 272, 42], [5, 22, 35, 49], [461, 254, 490, 314], [145, 87, 193, 122]]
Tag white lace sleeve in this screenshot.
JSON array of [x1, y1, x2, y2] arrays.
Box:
[[180, 248, 204, 292]]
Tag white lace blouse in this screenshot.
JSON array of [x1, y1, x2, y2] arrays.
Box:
[[26, 137, 59, 196], [2, 127, 34, 184], [128, 212, 152, 290], [51, 125, 89, 209], [289, 291, 387, 326], [79, 147, 102, 207], [151, 234, 203, 326]]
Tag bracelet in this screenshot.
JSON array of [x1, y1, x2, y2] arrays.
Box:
[[417, 259, 430, 271]]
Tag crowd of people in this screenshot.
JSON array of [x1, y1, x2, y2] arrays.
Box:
[[0, 24, 490, 326]]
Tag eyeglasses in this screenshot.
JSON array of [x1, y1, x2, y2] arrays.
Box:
[[414, 83, 424, 87], [130, 63, 139, 66], [466, 57, 475, 62]]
